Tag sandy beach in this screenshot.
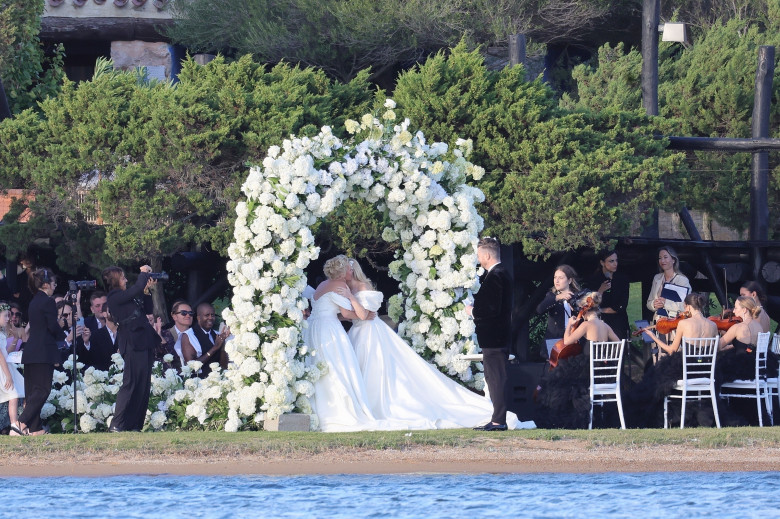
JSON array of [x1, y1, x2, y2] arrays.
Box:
[[4, 438, 780, 477]]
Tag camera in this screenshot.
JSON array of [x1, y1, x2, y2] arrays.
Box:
[[148, 272, 169, 281], [69, 280, 97, 292]]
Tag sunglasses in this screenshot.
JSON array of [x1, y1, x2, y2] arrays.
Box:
[[9, 311, 21, 317], [176, 310, 195, 317]]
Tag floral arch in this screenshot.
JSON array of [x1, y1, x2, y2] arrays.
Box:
[[219, 100, 488, 430]]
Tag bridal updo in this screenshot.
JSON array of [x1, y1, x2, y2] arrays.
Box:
[[323, 255, 350, 280]]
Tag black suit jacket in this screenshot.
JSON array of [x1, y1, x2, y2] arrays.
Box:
[[536, 291, 570, 340], [192, 325, 219, 376], [107, 273, 156, 356], [472, 263, 513, 349], [23, 290, 66, 365], [84, 315, 101, 336], [78, 326, 117, 372]]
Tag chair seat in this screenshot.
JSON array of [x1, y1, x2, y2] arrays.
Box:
[[672, 377, 712, 389], [592, 383, 618, 394], [721, 380, 768, 390]]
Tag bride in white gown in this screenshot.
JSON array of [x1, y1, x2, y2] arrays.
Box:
[[305, 255, 381, 432], [346, 259, 536, 430]]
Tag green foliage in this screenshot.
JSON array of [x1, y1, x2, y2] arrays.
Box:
[[0, 56, 374, 273], [559, 43, 643, 113], [394, 44, 685, 258], [0, 0, 65, 114], [563, 19, 780, 235]]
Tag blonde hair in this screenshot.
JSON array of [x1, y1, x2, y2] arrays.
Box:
[[577, 291, 602, 315], [348, 258, 375, 289], [736, 295, 763, 320], [323, 255, 349, 280]]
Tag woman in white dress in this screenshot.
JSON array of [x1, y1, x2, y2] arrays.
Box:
[[0, 304, 25, 435], [346, 259, 535, 430], [305, 255, 387, 432]]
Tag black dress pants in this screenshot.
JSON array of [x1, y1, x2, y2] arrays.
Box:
[[482, 347, 509, 424], [19, 363, 54, 433], [112, 347, 154, 431]]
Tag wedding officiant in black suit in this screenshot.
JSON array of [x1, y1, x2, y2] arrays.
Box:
[[466, 237, 513, 431]]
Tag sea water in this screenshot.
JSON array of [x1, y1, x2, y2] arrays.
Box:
[[4, 472, 774, 518]]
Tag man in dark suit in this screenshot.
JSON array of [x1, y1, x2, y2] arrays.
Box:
[[103, 265, 156, 432], [192, 302, 229, 378], [83, 290, 108, 336], [466, 237, 513, 431], [78, 300, 117, 372]]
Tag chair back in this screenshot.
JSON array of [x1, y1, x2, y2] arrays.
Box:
[[771, 333, 780, 356], [754, 331, 771, 381], [589, 340, 625, 386], [681, 337, 718, 381]]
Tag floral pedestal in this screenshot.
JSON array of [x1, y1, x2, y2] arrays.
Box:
[[263, 413, 312, 432]]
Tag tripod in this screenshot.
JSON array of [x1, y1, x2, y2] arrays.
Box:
[[63, 289, 81, 433]]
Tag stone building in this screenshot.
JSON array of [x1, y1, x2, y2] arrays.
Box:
[[40, 0, 177, 82]]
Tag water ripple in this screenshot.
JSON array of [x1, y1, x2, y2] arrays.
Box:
[[3, 472, 776, 518]]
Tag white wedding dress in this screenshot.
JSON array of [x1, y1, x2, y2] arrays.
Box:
[[306, 292, 422, 432], [349, 290, 536, 430]]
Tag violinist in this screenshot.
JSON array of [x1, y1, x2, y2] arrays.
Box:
[[643, 293, 716, 356], [739, 281, 771, 333], [536, 265, 581, 359], [646, 246, 691, 323], [563, 292, 619, 346], [718, 296, 766, 382], [586, 250, 629, 340], [626, 293, 717, 428]]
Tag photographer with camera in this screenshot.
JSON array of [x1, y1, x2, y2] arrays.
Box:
[[102, 265, 160, 432]]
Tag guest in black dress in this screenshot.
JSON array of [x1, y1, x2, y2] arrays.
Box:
[[586, 250, 630, 340], [15, 268, 65, 436], [103, 265, 157, 432], [536, 265, 581, 360]]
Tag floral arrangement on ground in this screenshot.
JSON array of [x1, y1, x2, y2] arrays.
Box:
[[43, 100, 487, 432]]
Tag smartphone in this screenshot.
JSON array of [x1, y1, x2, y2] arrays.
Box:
[[76, 317, 85, 327]]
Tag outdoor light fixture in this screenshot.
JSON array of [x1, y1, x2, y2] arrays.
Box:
[[660, 23, 687, 43]]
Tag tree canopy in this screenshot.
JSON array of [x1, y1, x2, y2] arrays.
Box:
[[562, 17, 780, 235], [0, 56, 374, 273], [0, 0, 64, 114]]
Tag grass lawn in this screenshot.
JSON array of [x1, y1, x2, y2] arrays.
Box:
[[2, 427, 780, 457]]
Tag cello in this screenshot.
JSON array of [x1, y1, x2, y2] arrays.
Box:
[[549, 296, 595, 369]]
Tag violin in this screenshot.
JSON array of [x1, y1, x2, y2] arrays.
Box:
[[549, 296, 594, 369], [708, 309, 742, 332], [633, 311, 692, 337]]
